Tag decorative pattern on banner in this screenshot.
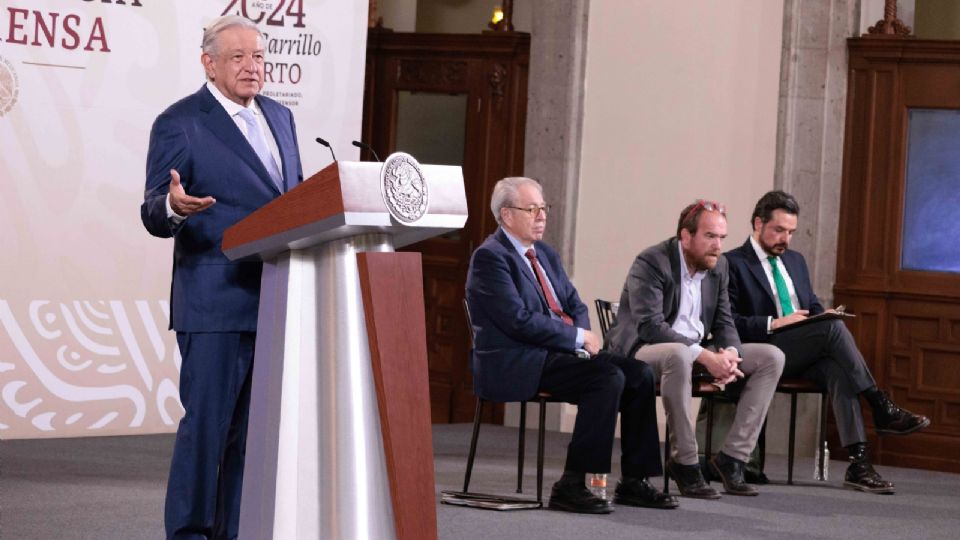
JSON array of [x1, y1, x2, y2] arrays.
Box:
[[0, 55, 19, 116], [0, 300, 182, 437]]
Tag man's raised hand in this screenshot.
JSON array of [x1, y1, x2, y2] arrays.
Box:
[[168, 169, 216, 216]]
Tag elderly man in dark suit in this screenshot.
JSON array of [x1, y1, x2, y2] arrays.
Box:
[[141, 15, 303, 539], [725, 190, 930, 494], [466, 177, 675, 514], [605, 200, 784, 499]]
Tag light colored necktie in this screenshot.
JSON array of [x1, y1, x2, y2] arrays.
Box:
[[237, 108, 283, 191], [767, 256, 795, 316]]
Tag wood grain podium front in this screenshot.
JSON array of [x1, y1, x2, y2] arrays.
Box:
[[222, 160, 466, 539]]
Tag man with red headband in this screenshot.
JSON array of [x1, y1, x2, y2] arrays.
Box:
[[605, 200, 784, 499]]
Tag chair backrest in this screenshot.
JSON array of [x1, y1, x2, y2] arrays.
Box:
[[462, 298, 476, 348], [594, 299, 618, 338]]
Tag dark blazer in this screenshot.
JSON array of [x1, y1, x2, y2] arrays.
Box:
[[141, 85, 303, 332], [465, 229, 590, 402], [725, 238, 825, 343], [604, 237, 741, 359]]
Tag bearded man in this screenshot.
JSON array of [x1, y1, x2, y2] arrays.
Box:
[[605, 201, 784, 499], [723, 190, 930, 494]]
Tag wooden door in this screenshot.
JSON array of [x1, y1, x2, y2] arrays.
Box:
[[363, 31, 530, 423], [836, 38, 960, 472]]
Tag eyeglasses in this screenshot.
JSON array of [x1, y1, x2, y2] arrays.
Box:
[[682, 199, 726, 222], [506, 205, 552, 217]]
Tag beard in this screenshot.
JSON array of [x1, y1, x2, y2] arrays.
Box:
[[688, 250, 720, 271], [760, 237, 787, 256]]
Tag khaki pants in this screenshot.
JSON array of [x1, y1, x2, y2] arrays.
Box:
[[634, 342, 784, 465]]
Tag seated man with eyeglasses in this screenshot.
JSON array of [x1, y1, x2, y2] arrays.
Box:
[[604, 200, 784, 499], [466, 177, 676, 514]]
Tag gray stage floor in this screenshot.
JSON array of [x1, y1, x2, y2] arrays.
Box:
[[2, 424, 959, 539]]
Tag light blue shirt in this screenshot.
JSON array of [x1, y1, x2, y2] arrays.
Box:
[[501, 228, 584, 349]]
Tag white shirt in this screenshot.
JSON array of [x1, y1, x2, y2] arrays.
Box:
[[672, 241, 706, 359], [748, 235, 800, 332], [166, 82, 282, 221]]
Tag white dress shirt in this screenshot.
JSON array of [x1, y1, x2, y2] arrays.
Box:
[[749, 235, 800, 332], [672, 241, 707, 359], [166, 82, 282, 221]]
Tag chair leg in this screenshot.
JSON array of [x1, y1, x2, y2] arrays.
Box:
[[537, 398, 547, 504], [788, 393, 798, 485], [463, 399, 484, 493], [663, 422, 671, 494], [818, 392, 828, 481], [517, 402, 527, 494], [758, 417, 767, 474], [705, 397, 715, 460]]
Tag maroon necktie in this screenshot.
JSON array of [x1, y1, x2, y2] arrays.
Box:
[[525, 248, 573, 325]]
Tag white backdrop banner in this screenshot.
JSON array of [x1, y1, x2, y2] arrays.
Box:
[[0, 0, 367, 439]]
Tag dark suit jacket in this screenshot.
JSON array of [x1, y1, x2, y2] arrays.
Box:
[[465, 229, 590, 402], [141, 85, 303, 332], [604, 237, 741, 359], [725, 238, 825, 343]]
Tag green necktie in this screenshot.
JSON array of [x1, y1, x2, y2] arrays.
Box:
[[768, 256, 795, 316]]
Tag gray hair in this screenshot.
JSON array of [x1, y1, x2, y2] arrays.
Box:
[[201, 15, 263, 56], [490, 177, 543, 225]]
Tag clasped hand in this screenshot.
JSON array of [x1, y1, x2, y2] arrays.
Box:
[[168, 169, 216, 216], [700, 348, 743, 385], [582, 330, 602, 356]]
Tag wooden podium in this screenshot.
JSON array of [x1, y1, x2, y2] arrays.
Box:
[[222, 158, 467, 540]]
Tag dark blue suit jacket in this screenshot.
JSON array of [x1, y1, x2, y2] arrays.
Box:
[[141, 85, 303, 332], [465, 229, 589, 402], [726, 238, 825, 343]]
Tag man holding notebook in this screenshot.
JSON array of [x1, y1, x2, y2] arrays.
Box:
[[725, 190, 930, 494]]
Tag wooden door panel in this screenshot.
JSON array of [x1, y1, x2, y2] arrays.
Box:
[[364, 31, 529, 423], [837, 39, 960, 472]]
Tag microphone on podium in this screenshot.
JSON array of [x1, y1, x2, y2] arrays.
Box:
[[315, 137, 337, 162], [351, 140, 381, 162]]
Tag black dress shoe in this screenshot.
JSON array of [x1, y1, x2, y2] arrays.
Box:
[[700, 456, 769, 485], [665, 460, 720, 499], [871, 391, 931, 436], [548, 481, 613, 514], [710, 452, 759, 496], [844, 462, 896, 494], [843, 443, 895, 494], [614, 477, 679, 509], [743, 469, 770, 485]]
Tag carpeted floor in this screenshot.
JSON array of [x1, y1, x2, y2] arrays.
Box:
[[2, 424, 959, 539]]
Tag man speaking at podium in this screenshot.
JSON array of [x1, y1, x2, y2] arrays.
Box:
[[140, 15, 303, 539], [466, 177, 676, 514]]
